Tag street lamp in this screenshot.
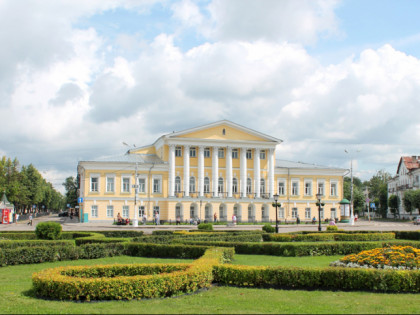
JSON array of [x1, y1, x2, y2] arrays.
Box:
[[273, 194, 280, 233], [345, 149, 361, 225], [316, 193, 324, 232]]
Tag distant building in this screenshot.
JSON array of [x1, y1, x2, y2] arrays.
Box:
[[387, 156, 420, 217], [77, 120, 346, 223]]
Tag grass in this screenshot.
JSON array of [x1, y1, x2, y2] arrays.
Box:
[[0, 255, 419, 314]]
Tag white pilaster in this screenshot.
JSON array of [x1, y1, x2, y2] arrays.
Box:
[[254, 148, 261, 198], [268, 148, 275, 198], [184, 145, 190, 197], [212, 146, 219, 197], [227, 147, 233, 198], [168, 144, 175, 197], [198, 146, 205, 197], [240, 147, 247, 197]]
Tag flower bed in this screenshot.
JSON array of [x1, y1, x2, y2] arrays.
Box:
[[330, 246, 420, 270]]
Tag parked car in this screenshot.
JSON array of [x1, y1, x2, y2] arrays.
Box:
[[414, 216, 420, 225], [58, 211, 69, 217]]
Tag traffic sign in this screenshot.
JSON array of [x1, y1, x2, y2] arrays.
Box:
[[77, 197, 83, 203], [370, 202, 376, 209]]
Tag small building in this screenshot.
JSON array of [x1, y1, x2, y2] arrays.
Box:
[[0, 193, 15, 224], [387, 156, 420, 218]]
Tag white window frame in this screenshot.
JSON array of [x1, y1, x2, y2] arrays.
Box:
[[330, 181, 338, 196], [138, 176, 147, 194], [190, 176, 196, 193], [106, 205, 114, 218], [260, 150, 266, 160], [278, 180, 285, 196], [91, 205, 98, 218], [152, 175, 162, 194], [232, 149, 238, 159], [292, 207, 298, 218], [175, 176, 181, 193], [305, 207, 311, 219], [304, 180, 312, 196], [204, 177, 210, 193], [106, 175, 115, 193], [204, 147, 211, 158], [175, 146, 182, 157], [122, 205, 129, 218], [121, 176, 131, 193], [218, 177, 224, 193], [278, 207, 285, 218], [317, 180, 325, 196], [246, 149, 252, 159], [190, 147, 196, 158], [232, 178, 238, 193], [218, 148, 224, 158], [247, 178, 252, 194], [260, 178, 265, 194], [90, 174, 100, 192], [291, 180, 299, 196]]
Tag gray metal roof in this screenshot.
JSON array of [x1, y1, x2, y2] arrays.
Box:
[[275, 159, 343, 170], [86, 153, 166, 164]]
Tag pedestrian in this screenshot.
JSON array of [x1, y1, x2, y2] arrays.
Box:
[[296, 215, 301, 224], [312, 216, 316, 224], [329, 218, 336, 226], [176, 216, 181, 225], [232, 214, 237, 225], [354, 213, 358, 222], [28, 214, 33, 226], [214, 212, 217, 223], [16, 213, 19, 223], [143, 213, 147, 225], [70, 210, 73, 220], [155, 212, 160, 225]]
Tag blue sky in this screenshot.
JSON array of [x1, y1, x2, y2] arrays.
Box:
[[1, 0, 420, 192]]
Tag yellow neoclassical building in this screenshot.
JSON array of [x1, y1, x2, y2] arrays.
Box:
[[77, 120, 346, 223]]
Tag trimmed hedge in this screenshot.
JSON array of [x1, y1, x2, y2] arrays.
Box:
[[179, 240, 420, 256], [126, 243, 210, 259], [0, 240, 75, 249], [35, 222, 62, 240], [133, 233, 262, 244], [395, 231, 420, 241], [79, 243, 127, 259], [263, 232, 396, 242], [0, 232, 36, 240], [32, 247, 234, 301], [74, 237, 131, 246], [213, 264, 420, 293]]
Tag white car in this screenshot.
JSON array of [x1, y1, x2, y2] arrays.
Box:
[[414, 216, 420, 225]]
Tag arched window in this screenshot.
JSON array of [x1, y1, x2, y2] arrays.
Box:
[[260, 178, 265, 194], [232, 178, 238, 193], [204, 177, 210, 193], [190, 176, 196, 193], [175, 176, 181, 193], [247, 178, 252, 194], [218, 177, 224, 193]]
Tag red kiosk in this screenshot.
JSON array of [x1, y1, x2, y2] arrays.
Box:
[[0, 193, 14, 224]]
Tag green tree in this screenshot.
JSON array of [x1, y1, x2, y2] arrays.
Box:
[[343, 176, 365, 214], [366, 170, 391, 218], [403, 190, 415, 214], [388, 195, 400, 218], [63, 176, 79, 208]]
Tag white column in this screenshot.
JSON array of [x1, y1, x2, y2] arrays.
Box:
[[184, 145, 190, 197], [212, 146, 219, 197], [240, 147, 247, 197], [198, 146, 205, 197], [254, 148, 261, 198], [268, 148, 275, 198], [168, 145, 175, 197], [227, 147, 233, 198]]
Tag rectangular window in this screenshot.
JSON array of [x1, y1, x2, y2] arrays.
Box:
[[106, 205, 114, 218], [204, 147, 211, 158], [278, 182, 285, 195], [246, 149, 252, 159], [153, 178, 161, 193], [305, 207, 311, 219], [278, 207, 284, 218], [122, 205, 129, 218], [122, 177, 130, 193], [153, 206, 160, 214], [175, 146, 182, 157], [320, 209, 324, 219], [204, 178, 210, 193], [247, 178, 252, 194], [260, 150, 266, 159], [218, 148, 224, 158], [91, 205, 98, 218], [292, 181, 299, 196], [232, 149, 238, 159], [304, 181, 312, 196], [318, 182, 325, 195], [138, 206, 145, 217], [90, 177, 99, 192], [138, 178, 146, 193], [331, 208, 337, 219], [330, 182, 337, 196], [292, 207, 298, 218], [106, 177, 115, 192], [190, 147, 196, 157]]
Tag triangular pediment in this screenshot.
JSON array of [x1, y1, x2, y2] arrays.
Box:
[[166, 120, 282, 143]]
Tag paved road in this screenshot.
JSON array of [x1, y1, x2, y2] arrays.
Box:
[[1, 214, 419, 234]]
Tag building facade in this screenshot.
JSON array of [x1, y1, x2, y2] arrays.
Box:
[[387, 156, 420, 217], [77, 121, 346, 223]]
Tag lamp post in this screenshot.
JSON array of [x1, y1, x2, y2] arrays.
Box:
[[316, 193, 324, 232], [345, 149, 360, 225], [199, 199, 202, 222], [273, 194, 280, 233]]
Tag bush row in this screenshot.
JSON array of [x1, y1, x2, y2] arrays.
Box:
[[179, 240, 420, 256], [133, 233, 262, 244], [32, 247, 234, 301], [262, 232, 396, 242], [213, 264, 420, 293], [126, 243, 210, 259], [0, 240, 75, 249]]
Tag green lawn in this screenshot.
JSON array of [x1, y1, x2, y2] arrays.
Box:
[[0, 256, 419, 314]]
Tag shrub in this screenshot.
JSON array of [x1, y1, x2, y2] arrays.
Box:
[[326, 225, 338, 231], [152, 230, 174, 235], [35, 222, 62, 240], [262, 223, 275, 233], [198, 223, 214, 231]]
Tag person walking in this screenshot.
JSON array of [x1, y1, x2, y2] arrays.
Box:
[[142, 213, 147, 225], [28, 214, 33, 226], [214, 212, 217, 223]]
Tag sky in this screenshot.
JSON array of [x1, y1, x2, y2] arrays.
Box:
[[1, 0, 420, 193]]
